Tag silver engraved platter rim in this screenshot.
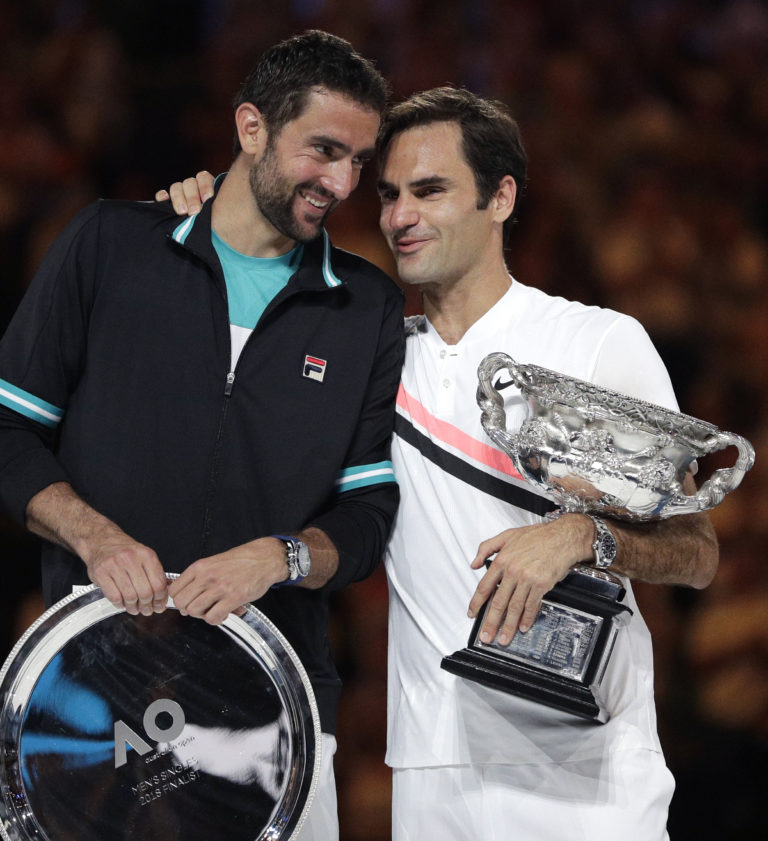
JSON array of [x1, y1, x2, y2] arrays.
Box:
[[0, 576, 321, 841]]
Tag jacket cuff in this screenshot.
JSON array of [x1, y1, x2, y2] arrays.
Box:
[[309, 485, 398, 591], [0, 445, 70, 527]]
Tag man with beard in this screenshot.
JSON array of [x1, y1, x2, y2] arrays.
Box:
[[0, 31, 403, 840]]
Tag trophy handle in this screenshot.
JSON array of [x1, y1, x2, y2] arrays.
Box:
[[476, 351, 756, 520], [476, 352, 526, 456], [669, 429, 756, 515]]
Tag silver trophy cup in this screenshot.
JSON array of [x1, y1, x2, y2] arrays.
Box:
[[442, 352, 755, 722]]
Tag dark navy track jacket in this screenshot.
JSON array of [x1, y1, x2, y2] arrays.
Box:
[[0, 194, 405, 733]]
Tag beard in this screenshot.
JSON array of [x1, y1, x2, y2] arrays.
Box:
[[248, 143, 334, 243]]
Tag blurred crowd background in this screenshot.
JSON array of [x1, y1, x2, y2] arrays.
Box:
[[1, 0, 766, 838]]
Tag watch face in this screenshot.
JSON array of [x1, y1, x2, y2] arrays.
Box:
[[594, 530, 617, 567], [296, 543, 311, 577], [597, 533, 615, 556]]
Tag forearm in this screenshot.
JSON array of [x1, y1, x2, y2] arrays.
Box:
[[26, 481, 127, 563], [258, 527, 340, 589], [609, 512, 718, 589], [296, 526, 339, 588], [26, 481, 168, 613], [230, 528, 340, 590], [470, 475, 719, 643], [308, 484, 396, 589], [588, 329, 719, 588], [605, 473, 719, 589], [0, 414, 71, 527], [167, 527, 341, 625]]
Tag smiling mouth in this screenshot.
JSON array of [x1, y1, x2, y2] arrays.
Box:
[[299, 190, 332, 211], [394, 237, 430, 254]]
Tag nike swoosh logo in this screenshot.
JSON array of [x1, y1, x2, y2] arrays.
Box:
[[493, 377, 515, 391]]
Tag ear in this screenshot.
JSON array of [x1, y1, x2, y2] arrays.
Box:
[[235, 103, 267, 157], [492, 175, 517, 224]]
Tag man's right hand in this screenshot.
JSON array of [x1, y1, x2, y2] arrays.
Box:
[[155, 171, 215, 216], [26, 481, 168, 615], [82, 524, 168, 615]]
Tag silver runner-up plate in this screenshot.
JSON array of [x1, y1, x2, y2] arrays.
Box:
[[0, 580, 320, 841]]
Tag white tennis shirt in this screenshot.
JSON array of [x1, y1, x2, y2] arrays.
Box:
[[385, 279, 679, 768]]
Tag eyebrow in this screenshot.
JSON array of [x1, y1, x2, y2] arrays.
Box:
[[310, 134, 376, 159], [377, 175, 452, 193]]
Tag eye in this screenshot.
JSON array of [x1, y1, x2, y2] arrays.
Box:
[[416, 186, 443, 198], [313, 144, 334, 158], [352, 155, 371, 170], [378, 188, 397, 203]]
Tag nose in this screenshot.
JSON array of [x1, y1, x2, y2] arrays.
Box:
[[320, 159, 357, 201], [382, 193, 418, 233]]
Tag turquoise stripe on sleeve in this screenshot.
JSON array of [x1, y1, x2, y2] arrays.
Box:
[[0, 379, 64, 427], [335, 460, 397, 493]]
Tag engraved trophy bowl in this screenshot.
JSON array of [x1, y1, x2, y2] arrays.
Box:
[[442, 352, 755, 723], [476, 352, 755, 521], [0, 577, 320, 841]]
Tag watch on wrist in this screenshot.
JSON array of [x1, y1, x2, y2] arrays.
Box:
[[272, 535, 311, 585], [587, 515, 617, 570]]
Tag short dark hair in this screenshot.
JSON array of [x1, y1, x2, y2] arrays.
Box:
[[377, 87, 528, 244], [232, 30, 389, 156]]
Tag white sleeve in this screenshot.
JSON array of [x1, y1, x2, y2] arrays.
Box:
[[591, 315, 679, 411]]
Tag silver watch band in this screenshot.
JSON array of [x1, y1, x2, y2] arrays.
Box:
[[271, 535, 310, 585]]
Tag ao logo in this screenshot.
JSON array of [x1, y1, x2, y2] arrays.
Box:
[[114, 698, 186, 768]]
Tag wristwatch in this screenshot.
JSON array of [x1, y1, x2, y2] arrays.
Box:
[[272, 535, 311, 584], [587, 515, 617, 570]]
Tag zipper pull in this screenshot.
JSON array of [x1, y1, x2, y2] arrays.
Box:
[[225, 372, 235, 396]]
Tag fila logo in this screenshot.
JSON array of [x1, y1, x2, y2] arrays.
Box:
[[303, 355, 327, 382]]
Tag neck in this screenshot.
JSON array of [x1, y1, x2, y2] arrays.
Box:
[[422, 260, 511, 345], [211, 157, 297, 258]]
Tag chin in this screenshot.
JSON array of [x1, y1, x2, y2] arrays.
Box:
[[298, 214, 327, 238], [299, 228, 324, 243], [396, 259, 431, 285], [287, 220, 321, 243], [397, 273, 430, 287]]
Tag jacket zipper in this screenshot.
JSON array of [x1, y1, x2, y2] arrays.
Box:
[[221, 283, 301, 398]]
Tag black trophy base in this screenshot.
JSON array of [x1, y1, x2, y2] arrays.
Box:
[[441, 566, 632, 724], [441, 647, 602, 720]]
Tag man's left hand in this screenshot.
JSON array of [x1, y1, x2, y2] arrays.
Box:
[[468, 514, 593, 645], [168, 537, 288, 625]]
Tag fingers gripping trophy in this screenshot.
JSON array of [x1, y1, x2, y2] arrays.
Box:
[[442, 352, 755, 723]]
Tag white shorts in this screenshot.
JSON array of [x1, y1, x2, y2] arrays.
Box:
[[392, 749, 675, 841], [293, 734, 338, 841]]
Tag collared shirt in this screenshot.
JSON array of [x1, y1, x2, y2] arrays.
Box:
[[385, 279, 677, 767]]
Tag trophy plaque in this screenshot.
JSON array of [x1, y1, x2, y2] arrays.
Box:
[[0, 579, 320, 841], [442, 352, 755, 723]]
